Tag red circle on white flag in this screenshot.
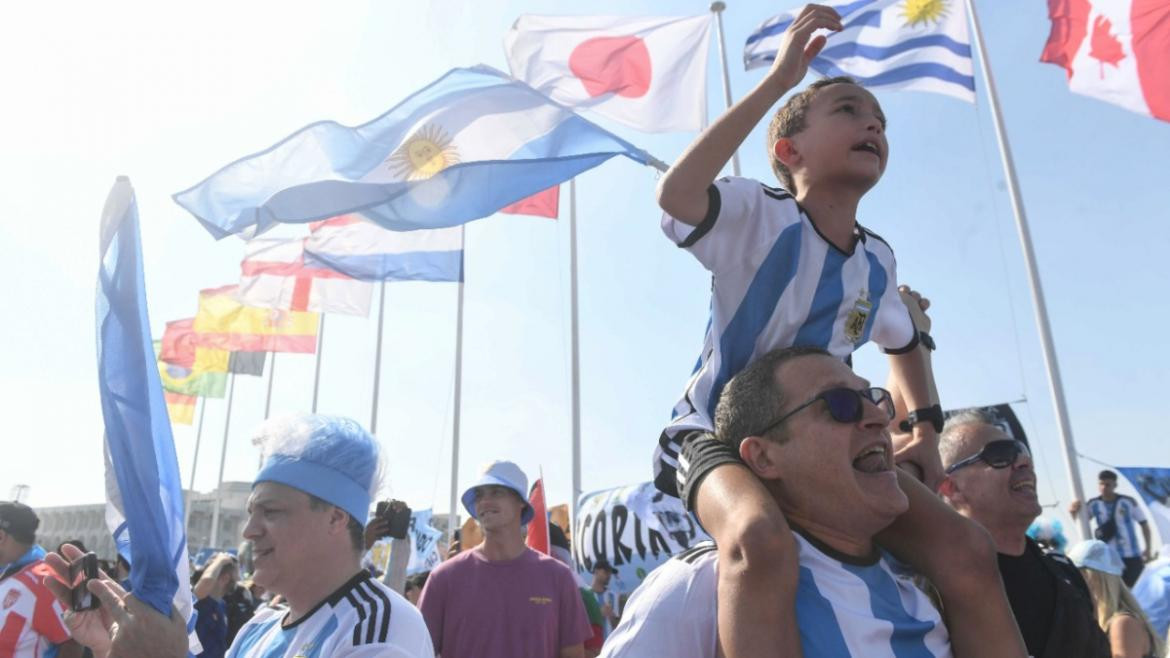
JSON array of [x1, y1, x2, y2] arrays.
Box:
[[569, 36, 652, 99]]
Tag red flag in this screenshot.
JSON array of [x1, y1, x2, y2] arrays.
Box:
[[1041, 0, 1170, 122], [500, 185, 560, 219], [526, 477, 550, 554]]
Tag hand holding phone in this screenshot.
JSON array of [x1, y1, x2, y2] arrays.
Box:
[[68, 552, 100, 612]]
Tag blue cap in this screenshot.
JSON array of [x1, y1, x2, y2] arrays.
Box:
[[461, 461, 533, 525], [254, 415, 379, 524], [1068, 539, 1124, 576]]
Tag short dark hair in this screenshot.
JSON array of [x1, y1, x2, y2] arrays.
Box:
[[714, 345, 831, 449], [307, 495, 364, 553], [766, 76, 859, 194], [1099, 470, 1118, 482]]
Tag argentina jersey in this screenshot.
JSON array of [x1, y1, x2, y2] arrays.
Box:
[[1088, 496, 1148, 558], [602, 535, 951, 658], [226, 572, 433, 658], [654, 176, 916, 492]]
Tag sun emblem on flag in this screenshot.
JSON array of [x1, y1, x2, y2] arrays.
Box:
[[900, 0, 949, 28], [384, 124, 461, 181]]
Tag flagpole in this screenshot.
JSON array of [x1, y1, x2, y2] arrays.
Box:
[[311, 315, 326, 413], [370, 282, 387, 434], [263, 353, 276, 420], [965, 0, 1089, 540], [710, 1, 742, 176], [569, 179, 582, 527], [448, 228, 466, 545], [183, 397, 208, 532], [210, 373, 236, 549]]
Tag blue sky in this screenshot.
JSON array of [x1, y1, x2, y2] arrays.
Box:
[[2, 0, 1166, 548]]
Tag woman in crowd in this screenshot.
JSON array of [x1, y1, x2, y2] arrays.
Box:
[[1070, 540, 1166, 658]]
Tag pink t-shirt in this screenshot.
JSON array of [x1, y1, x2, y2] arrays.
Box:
[[419, 546, 591, 658]]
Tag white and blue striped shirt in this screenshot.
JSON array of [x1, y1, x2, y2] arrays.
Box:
[[1087, 495, 1148, 559], [602, 534, 951, 658], [226, 572, 433, 658], [655, 177, 915, 489]]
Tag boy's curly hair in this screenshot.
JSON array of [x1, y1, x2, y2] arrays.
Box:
[[766, 75, 859, 193]]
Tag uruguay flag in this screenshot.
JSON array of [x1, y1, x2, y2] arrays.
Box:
[[97, 178, 200, 651], [744, 0, 975, 102], [304, 215, 464, 282], [174, 65, 654, 240]]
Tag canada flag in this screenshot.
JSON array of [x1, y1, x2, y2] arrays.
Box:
[[1041, 0, 1170, 122], [505, 15, 712, 133]]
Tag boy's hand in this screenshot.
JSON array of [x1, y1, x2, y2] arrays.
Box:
[[896, 425, 943, 491], [767, 4, 844, 94]]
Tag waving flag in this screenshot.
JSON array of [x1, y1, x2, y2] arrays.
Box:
[[164, 392, 196, 425], [1041, 0, 1170, 122], [500, 185, 560, 219], [173, 65, 653, 239], [304, 215, 464, 282], [505, 15, 712, 132], [745, 0, 975, 102], [192, 285, 318, 353], [96, 177, 198, 647], [526, 477, 550, 555], [1117, 468, 1170, 545], [240, 236, 373, 316]]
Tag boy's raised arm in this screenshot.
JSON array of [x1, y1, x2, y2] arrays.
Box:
[[656, 4, 842, 226]]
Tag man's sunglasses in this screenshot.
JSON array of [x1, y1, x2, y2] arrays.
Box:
[[945, 439, 1030, 474], [755, 387, 894, 437]]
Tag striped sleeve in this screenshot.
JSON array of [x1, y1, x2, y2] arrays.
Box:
[[21, 566, 70, 645], [345, 579, 393, 646], [862, 233, 916, 352], [1127, 497, 1148, 523]]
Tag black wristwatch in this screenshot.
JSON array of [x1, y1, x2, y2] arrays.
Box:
[[900, 404, 944, 433], [919, 331, 936, 351]]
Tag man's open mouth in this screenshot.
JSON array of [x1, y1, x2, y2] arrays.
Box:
[[853, 442, 892, 474]]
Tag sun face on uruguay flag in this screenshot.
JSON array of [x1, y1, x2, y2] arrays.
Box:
[[900, 0, 949, 28], [384, 124, 461, 181]]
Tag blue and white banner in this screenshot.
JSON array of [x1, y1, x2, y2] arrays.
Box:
[[572, 481, 710, 599], [304, 215, 463, 282], [173, 65, 653, 240], [97, 178, 199, 651], [1118, 467, 1170, 546], [744, 0, 974, 102], [406, 509, 444, 575]]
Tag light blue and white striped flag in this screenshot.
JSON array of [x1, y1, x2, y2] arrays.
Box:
[[744, 0, 974, 102], [97, 177, 200, 651], [174, 65, 655, 240]]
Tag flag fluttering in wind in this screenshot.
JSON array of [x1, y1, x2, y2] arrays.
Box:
[[1041, 0, 1170, 122], [164, 392, 196, 425], [158, 319, 229, 372], [173, 65, 654, 239], [526, 477, 550, 555], [96, 177, 198, 647], [192, 285, 318, 353], [500, 185, 560, 219], [744, 0, 975, 102], [240, 236, 374, 316], [504, 15, 712, 132], [304, 215, 464, 282], [1117, 467, 1170, 547], [157, 360, 228, 398]]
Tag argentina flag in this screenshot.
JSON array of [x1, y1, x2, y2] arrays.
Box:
[[744, 0, 975, 102], [174, 65, 655, 240]]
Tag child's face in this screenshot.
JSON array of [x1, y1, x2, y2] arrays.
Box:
[[784, 83, 888, 192]]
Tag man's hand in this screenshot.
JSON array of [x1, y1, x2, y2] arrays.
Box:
[[364, 518, 389, 551], [1068, 499, 1083, 517], [766, 4, 843, 93], [895, 425, 943, 491]]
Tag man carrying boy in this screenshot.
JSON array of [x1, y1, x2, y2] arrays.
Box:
[[653, 4, 943, 656]]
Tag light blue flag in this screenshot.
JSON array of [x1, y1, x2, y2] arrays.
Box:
[[1117, 467, 1170, 547], [174, 65, 656, 240], [744, 0, 975, 102], [97, 178, 198, 646]]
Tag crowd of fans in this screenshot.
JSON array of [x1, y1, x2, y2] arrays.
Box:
[[2, 4, 1168, 657]]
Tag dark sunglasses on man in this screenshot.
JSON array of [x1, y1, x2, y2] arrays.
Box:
[[945, 438, 1030, 475], [755, 387, 894, 437]]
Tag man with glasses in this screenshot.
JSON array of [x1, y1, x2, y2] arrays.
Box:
[[603, 347, 1026, 657], [940, 409, 1110, 658]]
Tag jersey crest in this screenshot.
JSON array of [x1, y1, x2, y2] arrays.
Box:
[[3, 589, 19, 609], [844, 290, 872, 343]]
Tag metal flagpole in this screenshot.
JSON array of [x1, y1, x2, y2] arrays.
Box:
[[965, 0, 1090, 539], [710, 1, 742, 176], [448, 227, 466, 544], [569, 179, 582, 527], [183, 397, 208, 531], [370, 282, 387, 434], [263, 353, 276, 420], [311, 315, 326, 413], [210, 373, 237, 549]]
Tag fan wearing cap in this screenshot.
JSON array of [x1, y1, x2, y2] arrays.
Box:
[[940, 409, 1111, 658], [418, 461, 591, 658], [0, 501, 83, 658], [1068, 540, 1166, 658]]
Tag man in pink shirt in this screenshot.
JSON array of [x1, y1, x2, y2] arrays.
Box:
[[419, 461, 590, 657]]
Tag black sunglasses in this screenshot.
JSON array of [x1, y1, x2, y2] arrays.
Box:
[[945, 439, 1030, 474], [755, 387, 894, 437]]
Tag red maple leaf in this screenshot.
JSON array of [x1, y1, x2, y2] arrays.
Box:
[[1089, 15, 1125, 79]]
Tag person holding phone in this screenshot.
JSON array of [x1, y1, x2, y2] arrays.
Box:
[[0, 501, 84, 658]]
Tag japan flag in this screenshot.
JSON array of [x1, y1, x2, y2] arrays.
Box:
[[505, 15, 712, 133], [1041, 0, 1170, 122]]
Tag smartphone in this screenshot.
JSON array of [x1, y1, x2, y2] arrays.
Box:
[[375, 500, 412, 540], [69, 552, 99, 612]]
